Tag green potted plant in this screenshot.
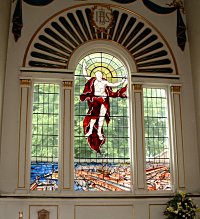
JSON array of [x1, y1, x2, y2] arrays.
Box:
[[164, 191, 200, 219]]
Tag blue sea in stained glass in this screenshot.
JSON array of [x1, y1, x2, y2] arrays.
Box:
[[30, 162, 58, 184]]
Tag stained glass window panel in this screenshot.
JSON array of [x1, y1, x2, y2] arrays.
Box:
[[74, 52, 131, 191], [143, 87, 171, 191], [30, 83, 60, 191]]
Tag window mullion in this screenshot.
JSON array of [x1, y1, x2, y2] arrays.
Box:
[[133, 83, 146, 192], [61, 81, 74, 191], [17, 79, 32, 192], [170, 85, 185, 190]]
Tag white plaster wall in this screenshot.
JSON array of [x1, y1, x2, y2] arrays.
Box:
[[185, 0, 200, 174], [0, 197, 199, 219], [0, 0, 11, 149]]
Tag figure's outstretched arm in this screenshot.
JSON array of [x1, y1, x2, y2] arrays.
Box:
[[82, 61, 91, 81], [106, 78, 127, 87]]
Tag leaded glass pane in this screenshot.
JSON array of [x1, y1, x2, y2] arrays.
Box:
[[143, 87, 171, 191], [30, 83, 60, 191], [74, 52, 131, 191]]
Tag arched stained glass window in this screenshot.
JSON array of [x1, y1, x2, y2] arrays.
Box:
[[74, 52, 132, 192]]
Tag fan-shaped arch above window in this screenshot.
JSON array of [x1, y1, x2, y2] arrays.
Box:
[[23, 3, 178, 74]]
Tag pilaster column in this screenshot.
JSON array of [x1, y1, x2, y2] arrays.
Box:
[[171, 85, 185, 189], [17, 79, 31, 192], [133, 84, 146, 191], [61, 81, 73, 190]]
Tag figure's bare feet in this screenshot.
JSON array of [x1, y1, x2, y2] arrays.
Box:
[[85, 130, 92, 138], [97, 132, 103, 140]]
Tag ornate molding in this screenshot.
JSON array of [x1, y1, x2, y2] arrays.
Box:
[[63, 81, 73, 88], [23, 3, 177, 74], [133, 84, 143, 92], [20, 79, 31, 86], [171, 85, 181, 93]]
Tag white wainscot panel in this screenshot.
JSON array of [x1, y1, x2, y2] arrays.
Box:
[[149, 204, 166, 219], [75, 205, 134, 219]]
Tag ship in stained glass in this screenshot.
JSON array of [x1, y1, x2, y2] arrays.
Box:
[[30, 83, 60, 191], [30, 162, 58, 191]]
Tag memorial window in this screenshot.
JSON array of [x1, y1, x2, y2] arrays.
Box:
[[74, 52, 131, 191]]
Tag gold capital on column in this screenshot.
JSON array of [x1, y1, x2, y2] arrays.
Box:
[[20, 79, 31, 86], [133, 84, 143, 92], [63, 81, 73, 88], [171, 85, 181, 93]]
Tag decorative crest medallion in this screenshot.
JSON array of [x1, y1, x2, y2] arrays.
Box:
[[38, 209, 49, 219], [90, 5, 114, 34]]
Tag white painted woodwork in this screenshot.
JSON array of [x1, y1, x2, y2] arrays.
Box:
[[62, 82, 73, 190], [0, 0, 200, 218], [17, 81, 31, 190], [132, 85, 146, 190], [171, 86, 186, 189]]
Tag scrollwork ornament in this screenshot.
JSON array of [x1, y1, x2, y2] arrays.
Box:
[[167, 0, 185, 14]]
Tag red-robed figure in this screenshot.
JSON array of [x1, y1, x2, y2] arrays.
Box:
[[80, 62, 127, 153]]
